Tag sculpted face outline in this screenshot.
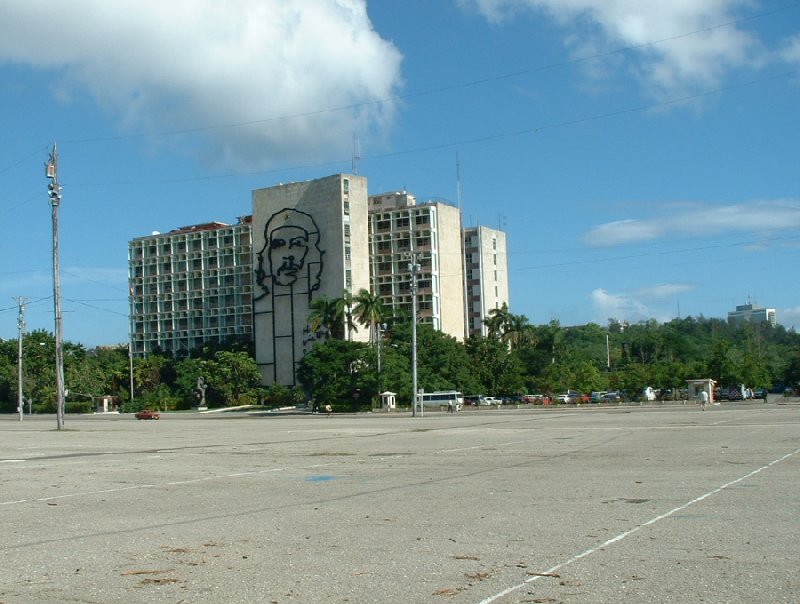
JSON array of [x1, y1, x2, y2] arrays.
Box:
[[254, 208, 324, 301], [269, 225, 309, 286]]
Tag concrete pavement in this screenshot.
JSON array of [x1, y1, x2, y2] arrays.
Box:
[[1, 401, 798, 603]]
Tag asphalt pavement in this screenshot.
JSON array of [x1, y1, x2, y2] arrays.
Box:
[[1, 399, 798, 603]]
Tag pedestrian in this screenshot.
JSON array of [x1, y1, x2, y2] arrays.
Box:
[[325, 403, 332, 417], [447, 399, 454, 413], [699, 389, 708, 411]]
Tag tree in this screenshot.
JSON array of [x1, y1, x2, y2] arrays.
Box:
[[206, 350, 264, 406], [465, 336, 524, 395], [308, 295, 343, 340], [297, 340, 374, 410], [352, 289, 387, 345], [335, 289, 359, 341]]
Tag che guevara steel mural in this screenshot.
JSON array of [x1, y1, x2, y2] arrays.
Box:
[[254, 208, 324, 385]]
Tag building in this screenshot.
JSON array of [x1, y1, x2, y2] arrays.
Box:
[[127, 174, 510, 385], [728, 302, 776, 327], [463, 225, 509, 338], [128, 217, 253, 357], [368, 191, 465, 340], [251, 174, 370, 386]]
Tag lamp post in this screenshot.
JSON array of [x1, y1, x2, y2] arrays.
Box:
[[46, 143, 66, 430]]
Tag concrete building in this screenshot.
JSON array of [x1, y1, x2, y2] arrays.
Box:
[[728, 302, 777, 327], [128, 217, 253, 357], [463, 225, 509, 338], [368, 191, 466, 340], [251, 174, 370, 386]]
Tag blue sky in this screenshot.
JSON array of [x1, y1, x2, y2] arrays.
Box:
[[1, 0, 799, 347]]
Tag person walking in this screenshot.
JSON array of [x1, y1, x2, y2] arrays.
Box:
[[699, 389, 709, 411]]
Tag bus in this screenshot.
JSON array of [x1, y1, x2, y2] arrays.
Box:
[[418, 391, 463, 411]]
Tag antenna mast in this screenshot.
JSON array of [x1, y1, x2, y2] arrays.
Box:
[[351, 133, 360, 174]]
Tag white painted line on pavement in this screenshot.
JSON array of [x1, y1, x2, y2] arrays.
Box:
[[477, 446, 800, 604]]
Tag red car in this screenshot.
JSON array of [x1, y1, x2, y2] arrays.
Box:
[[135, 409, 160, 420]]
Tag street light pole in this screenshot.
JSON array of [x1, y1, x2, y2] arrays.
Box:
[[46, 143, 66, 430]]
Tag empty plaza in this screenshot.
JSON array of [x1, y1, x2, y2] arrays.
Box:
[[2, 401, 798, 603]]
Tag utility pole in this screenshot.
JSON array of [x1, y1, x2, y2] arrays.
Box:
[[14, 297, 27, 421], [46, 143, 66, 430], [407, 252, 421, 417]]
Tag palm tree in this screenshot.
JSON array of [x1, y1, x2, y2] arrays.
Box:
[[308, 295, 343, 340], [484, 302, 511, 340], [504, 313, 536, 349], [353, 289, 387, 345], [335, 290, 359, 341]]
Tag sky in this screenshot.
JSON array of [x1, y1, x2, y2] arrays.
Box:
[[1, 0, 799, 347]]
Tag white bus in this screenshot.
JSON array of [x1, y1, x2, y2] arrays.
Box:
[[418, 391, 463, 411]]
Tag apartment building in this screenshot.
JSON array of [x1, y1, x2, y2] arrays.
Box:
[[128, 217, 253, 357], [368, 191, 466, 340], [464, 225, 509, 338]]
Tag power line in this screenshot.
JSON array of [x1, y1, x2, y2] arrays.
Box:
[[63, 69, 797, 188]]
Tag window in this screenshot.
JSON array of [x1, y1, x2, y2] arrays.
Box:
[[343, 178, 349, 194]]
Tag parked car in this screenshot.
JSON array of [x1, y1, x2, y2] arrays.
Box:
[[590, 391, 607, 403], [135, 409, 160, 420], [752, 388, 767, 399], [602, 391, 622, 403]]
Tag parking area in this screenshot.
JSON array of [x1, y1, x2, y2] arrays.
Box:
[[2, 400, 799, 603]]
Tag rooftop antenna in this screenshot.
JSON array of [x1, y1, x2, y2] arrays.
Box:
[[351, 133, 360, 174]]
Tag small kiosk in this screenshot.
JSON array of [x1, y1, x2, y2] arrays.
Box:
[[686, 379, 716, 404], [380, 391, 397, 412]]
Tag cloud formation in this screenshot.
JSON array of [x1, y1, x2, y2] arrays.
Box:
[[460, 0, 763, 95], [0, 1, 403, 169], [582, 199, 800, 247]]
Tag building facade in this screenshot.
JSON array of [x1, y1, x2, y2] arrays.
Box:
[[368, 191, 466, 340], [251, 174, 370, 386], [728, 302, 777, 327], [128, 217, 253, 357], [463, 226, 509, 338]]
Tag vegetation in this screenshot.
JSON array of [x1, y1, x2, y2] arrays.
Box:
[[2, 301, 798, 414]]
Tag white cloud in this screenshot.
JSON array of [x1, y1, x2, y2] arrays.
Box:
[[779, 305, 800, 330], [460, 0, 763, 95], [583, 199, 800, 247], [780, 34, 800, 64], [634, 283, 696, 300], [590, 287, 649, 323], [0, 1, 403, 169], [591, 285, 688, 325]]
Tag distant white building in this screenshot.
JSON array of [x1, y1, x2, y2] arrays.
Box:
[[727, 302, 776, 327]]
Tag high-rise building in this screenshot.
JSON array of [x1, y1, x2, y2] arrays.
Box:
[[128, 217, 253, 357], [251, 174, 370, 386], [464, 226, 509, 338], [728, 302, 776, 327], [368, 191, 465, 340]]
